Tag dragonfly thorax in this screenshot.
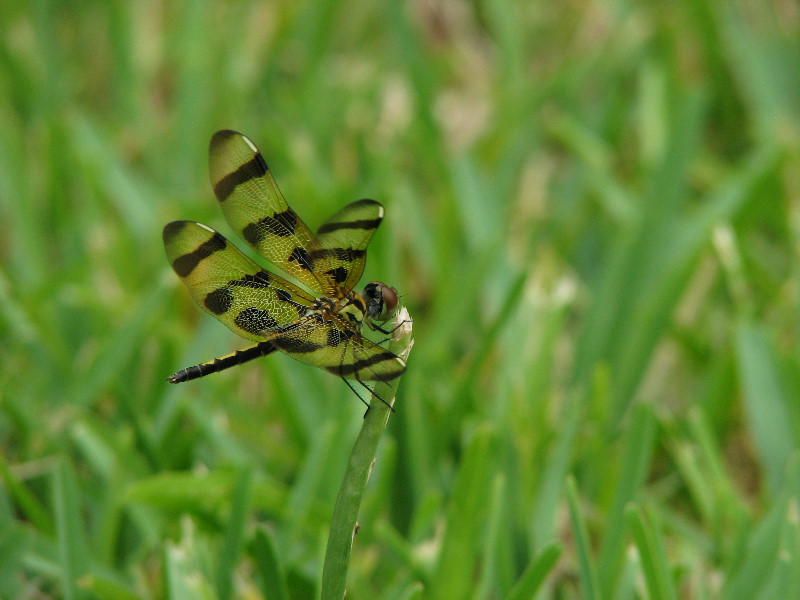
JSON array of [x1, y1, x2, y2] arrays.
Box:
[[312, 282, 398, 329]]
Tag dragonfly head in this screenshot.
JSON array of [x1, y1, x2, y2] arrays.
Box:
[[363, 281, 399, 322]]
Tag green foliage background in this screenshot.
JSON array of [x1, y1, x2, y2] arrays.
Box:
[[1, 1, 799, 598]]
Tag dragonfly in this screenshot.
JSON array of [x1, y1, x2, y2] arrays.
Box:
[[163, 130, 406, 404]]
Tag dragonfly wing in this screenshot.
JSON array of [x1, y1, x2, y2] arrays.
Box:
[[208, 130, 332, 294], [163, 220, 315, 341], [315, 199, 384, 292], [263, 314, 406, 382]]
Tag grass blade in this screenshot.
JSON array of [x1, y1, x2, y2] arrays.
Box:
[[320, 308, 413, 600], [625, 504, 678, 600], [249, 526, 290, 600], [505, 541, 562, 600], [565, 476, 601, 600]]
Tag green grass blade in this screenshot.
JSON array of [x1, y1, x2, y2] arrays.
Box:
[[249, 526, 290, 600], [319, 396, 396, 600], [53, 460, 89, 600], [625, 504, 678, 600], [429, 427, 495, 600], [735, 322, 797, 495], [566, 476, 601, 600], [0, 454, 53, 536], [772, 497, 800, 600], [216, 467, 253, 600], [396, 582, 425, 600], [476, 474, 510, 598], [163, 523, 215, 600], [0, 522, 32, 600], [320, 309, 412, 600], [79, 574, 142, 600], [505, 541, 562, 600], [531, 396, 580, 547], [722, 453, 800, 600], [598, 403, 657, 597]]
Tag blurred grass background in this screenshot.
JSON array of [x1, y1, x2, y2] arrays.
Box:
[[1, 1, 799, 598]]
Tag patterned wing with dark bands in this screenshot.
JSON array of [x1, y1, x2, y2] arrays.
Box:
[[261, 313, 406, 382], [315, 198, 384, 293], [163, 220, 315, 341], [208, 130, 330, 294]]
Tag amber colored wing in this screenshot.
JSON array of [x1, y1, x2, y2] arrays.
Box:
[[209, 130, 341, 295], [163, 220, 315, 341], [315, 199, 384, 293], [266, 314, 406, 383]]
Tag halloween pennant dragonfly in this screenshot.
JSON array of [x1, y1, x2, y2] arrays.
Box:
[[163, 130, 406, 401]]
